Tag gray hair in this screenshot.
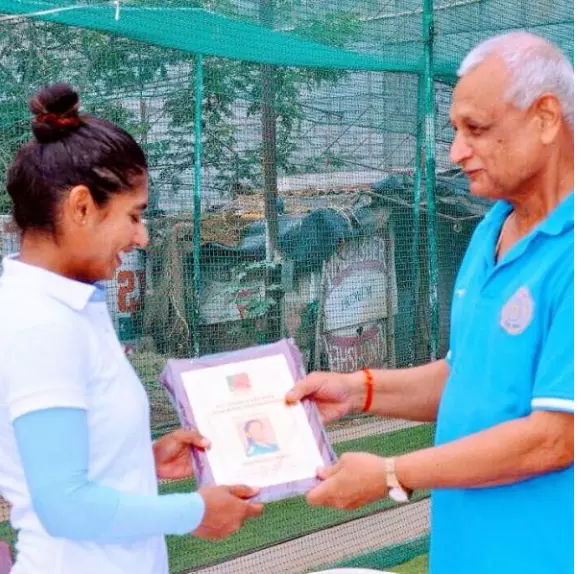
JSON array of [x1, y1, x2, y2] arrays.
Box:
[[458, 32, 574, 128]]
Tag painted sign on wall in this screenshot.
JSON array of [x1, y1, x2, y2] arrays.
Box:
[[322, 235, 397, 373], [104, 249, 147, 343]]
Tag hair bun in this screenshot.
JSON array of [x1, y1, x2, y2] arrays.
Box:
[[29, 83, 82, 143]]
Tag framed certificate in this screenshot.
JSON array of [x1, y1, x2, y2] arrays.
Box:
[[160, 339, 337, 502]]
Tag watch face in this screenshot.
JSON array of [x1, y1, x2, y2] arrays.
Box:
[[389, 487, 409, 503]]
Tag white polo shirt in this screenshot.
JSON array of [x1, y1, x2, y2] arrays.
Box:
[[0, 256, 168, 574]]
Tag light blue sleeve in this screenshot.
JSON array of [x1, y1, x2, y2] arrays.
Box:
[[13, 408, 205, 542]]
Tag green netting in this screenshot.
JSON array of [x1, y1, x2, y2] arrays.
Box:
[[0, 0, 572, 73], [0, 1, 574, 572], [0, 0, 437, 73]]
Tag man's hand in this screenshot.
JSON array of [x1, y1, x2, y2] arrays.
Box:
[[306, 452, 388, 510], [193, 485, 264, 540], [285, 371, 364, 423], [153, 429, 211, 480]]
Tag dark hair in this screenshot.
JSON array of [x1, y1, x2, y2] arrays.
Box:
[[7, 83, 148, 233], [244, 419, 263, 434]]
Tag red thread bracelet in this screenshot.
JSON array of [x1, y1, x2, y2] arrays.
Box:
[[361, 367, 374, 412]]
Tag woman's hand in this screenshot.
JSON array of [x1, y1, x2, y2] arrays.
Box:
[[153, 429, 210, 480]]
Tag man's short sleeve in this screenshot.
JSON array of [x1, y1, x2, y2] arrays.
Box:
[[3, 322, 91, 421], [531, 279, 574, 413]]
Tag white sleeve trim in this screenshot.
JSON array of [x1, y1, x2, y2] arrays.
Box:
[[531, 398, 574, 413]]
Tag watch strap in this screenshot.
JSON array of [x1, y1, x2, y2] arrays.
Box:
[[384, 457, 412, 503]]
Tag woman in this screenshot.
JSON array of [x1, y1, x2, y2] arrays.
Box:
[[0, 83, 262, 574]]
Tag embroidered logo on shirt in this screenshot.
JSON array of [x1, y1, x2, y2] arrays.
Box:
[[500, 286, 534, 335]]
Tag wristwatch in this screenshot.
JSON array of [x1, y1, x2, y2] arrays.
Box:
[[384, 457, 412, 503]]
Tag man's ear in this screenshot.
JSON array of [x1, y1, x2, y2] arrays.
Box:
[[534, 93, 563, 145]]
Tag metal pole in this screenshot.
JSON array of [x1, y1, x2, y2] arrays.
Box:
[[422, 0, 439, 360], [192, 54, 204, 357], [260, 0, 282, 343], [410, 74, 424, 364]]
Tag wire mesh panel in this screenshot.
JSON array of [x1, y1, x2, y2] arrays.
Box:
[[0, 1, 573, 572]]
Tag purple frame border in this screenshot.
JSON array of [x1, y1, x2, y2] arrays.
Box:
[[160, 338, 337, 503]]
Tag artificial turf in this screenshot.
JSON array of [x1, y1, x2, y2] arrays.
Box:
[[393, 554, 429, 574]]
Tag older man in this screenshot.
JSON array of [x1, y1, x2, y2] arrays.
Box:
[[287, 32, 574, 574]]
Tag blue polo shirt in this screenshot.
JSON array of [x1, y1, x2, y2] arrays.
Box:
[[431, 193, 574, 574]]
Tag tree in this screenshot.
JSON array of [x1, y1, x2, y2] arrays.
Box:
[[0, 2, 362, 214]]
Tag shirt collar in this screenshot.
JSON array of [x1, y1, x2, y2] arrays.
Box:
[[538, 191, 574, 236], [1, 255, 102, 311], [483, 191, 574, 237]]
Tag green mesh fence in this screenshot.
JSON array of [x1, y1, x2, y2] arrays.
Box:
[[0, 1, 573, 572]]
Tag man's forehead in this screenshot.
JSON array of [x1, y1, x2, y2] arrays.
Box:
[[449, 99, 497, 123], [450, 56, 509, 120]]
